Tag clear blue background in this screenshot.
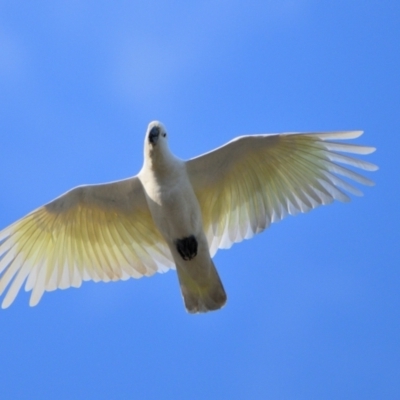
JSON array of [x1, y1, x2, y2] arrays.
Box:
[[0, 2, 398, 399]]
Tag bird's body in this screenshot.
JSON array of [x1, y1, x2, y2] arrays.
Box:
[[0, 121, 377, 312], [139, 124, 226, 312], [140, 140, 200, 243]]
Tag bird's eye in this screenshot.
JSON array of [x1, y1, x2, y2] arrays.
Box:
[[162, 133, 167, 137]]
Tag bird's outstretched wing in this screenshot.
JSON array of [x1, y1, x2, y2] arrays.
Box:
[[186, 131, 378, 256], [0, 177, 174, 308]]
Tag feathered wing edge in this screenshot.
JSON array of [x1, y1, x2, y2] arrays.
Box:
[[0, 177, 174, 308], [186, 130, 378, 256]]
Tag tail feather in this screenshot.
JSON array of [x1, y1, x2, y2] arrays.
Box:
[[175, 257, 227, 313]]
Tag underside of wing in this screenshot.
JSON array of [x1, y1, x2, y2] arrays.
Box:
[[186, 131, 377, 256], [0, 177, 173, 308]]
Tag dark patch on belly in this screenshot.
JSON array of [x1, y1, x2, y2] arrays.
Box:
[[175, 235, 198, 261]]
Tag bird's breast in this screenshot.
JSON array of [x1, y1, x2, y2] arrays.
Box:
[[141, 173, 203, 241]]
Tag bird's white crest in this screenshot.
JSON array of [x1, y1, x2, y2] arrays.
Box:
[[0, 123, 377, 312]]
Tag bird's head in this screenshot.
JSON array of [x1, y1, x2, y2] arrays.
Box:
[[146, 121, 168, 148], [144, 121, 173, 168]]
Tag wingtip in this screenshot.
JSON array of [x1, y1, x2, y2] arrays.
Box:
[[2, 295, 15, 309], [314, 130, 365, 141], [29, 297, 40, 307], [1, 300, 10, 309]]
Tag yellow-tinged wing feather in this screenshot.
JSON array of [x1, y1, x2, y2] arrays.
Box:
[[0, 177, 173, 308], [186, 131, 377, 256]]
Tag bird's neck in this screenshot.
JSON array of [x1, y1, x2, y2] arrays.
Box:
[[144, 145, 179, 177]]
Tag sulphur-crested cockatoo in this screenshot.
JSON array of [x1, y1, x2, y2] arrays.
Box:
[[0, 121, 377, 313]]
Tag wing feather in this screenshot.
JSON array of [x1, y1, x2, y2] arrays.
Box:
[[0, 176, 173, 308], [187, 131, 377, 252]]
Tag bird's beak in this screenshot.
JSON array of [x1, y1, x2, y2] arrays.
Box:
[[149, 127, 160, 145]]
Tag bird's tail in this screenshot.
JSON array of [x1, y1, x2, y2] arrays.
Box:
[[175, 256, 227, 314]]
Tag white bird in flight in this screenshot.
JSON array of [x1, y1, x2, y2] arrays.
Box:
[[0, 122, 377, 313]]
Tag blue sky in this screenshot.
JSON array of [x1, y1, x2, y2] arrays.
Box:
[[0, 2, 398, 399]]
